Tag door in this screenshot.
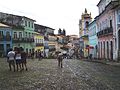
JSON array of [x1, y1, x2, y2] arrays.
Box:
[[110, 41, 113, 60]]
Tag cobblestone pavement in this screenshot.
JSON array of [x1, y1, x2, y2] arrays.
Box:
[[0, 58, 120, 90]]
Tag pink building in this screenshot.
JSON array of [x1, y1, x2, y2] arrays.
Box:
[[96, 0, 119, 60]]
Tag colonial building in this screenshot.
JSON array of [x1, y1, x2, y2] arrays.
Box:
[[96, 0, 119, 60], [34, 32, 44, 52], [34, 24, 48, 57], [34, 24, 55, 57], [114, 1, 120, 61], [79, 9, 92, 58], [47, 28, 56, 54], [88, 20, 98, 58], [0, 23, 12, 57], [0, 12, 35, 55]]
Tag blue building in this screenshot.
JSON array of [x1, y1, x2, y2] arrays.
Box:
[[0, 23, 12, 57], [88, 20, 98, 58]]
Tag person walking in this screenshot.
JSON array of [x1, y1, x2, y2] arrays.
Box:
[[7, 48, 15, 72], [38, 50, 42, 61], [15, 48, 22, 71], [21, 48, 28, 71], [57, 53, 63, 68]]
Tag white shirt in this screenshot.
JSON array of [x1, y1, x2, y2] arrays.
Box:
[[7, 51, 15, 60]]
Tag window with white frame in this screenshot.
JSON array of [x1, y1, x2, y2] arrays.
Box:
[[31, 22, 33, 28], [25, 21, 27, 26], [19, 32, 22, 38], [14, 32, 17, 39], [25, 32, 27, 38], [29, 22, 30, 27]]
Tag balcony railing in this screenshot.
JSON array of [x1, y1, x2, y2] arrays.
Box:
[[36, 43, 44, 47], [97, 27, 113, 37], [13, 37, 34, 43], [5, 36, 11, 41]]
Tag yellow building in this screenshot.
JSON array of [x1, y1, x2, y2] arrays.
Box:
[[34, 32, 44, 52], [79, 8, 92, 57]]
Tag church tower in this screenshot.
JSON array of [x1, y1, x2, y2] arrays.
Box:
[[79, 8, 92, 57]]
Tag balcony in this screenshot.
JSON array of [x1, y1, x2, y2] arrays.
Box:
[[36, 43, 44, 47], [12, 37, 34, 43], [13, 38, 27, 43], [97, 27, 113, 37], [28, 38, 34, 42], [12, 38, 18, 42], [5, 36, 11, 41]]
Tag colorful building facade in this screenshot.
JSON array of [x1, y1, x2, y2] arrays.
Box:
[[0, 12, 35, 55], [34, 32, 44, 52], [96, 0, 119, 60], [88, 20, 98, 58], [0, 23, 12, 56]]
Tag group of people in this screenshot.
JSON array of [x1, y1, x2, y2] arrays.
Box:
[[7, 48, 27, 72]]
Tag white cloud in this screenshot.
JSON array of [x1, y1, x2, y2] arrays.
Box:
[[0, 0, 99, 35]]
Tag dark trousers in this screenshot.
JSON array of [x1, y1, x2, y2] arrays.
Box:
[[58, 60, 63, 68]]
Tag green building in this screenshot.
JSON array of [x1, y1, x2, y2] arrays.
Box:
[[0, 12, 35, 54]]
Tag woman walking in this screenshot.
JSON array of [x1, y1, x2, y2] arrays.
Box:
[[15, 48, 22, 71]]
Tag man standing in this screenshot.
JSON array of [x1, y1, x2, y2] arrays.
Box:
[[7, 48, 15, 72], [57, 53, 63, 68]]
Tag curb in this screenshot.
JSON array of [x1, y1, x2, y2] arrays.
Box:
[[81, 59, 120, 67]]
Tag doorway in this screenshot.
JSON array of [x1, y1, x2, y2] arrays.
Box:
[[110, 41, 113, 60], [107, 41, 109, 59]]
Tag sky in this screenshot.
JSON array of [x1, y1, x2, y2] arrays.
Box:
[[0, 0, 100, 36]]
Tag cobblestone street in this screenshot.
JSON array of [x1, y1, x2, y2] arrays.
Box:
[[0, 58, 120, 90]]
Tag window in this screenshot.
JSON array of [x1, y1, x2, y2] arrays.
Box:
[[31, 22, 33, 28], [14, 32, 17, 39], [19, 32, 22, 38], [6, 31, 10, 40], [32, 33, 34, 38], [41, 39, 43, 43], [25, 21, 27, 26], [110, 20, 112, 28], [85, 21, 89, 28], [35, 38, 37, 43], [29, 22, 30, 27], [25, 32, 27, 37], [29, 33, 31, 38], [0, 31, 3, 37]]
